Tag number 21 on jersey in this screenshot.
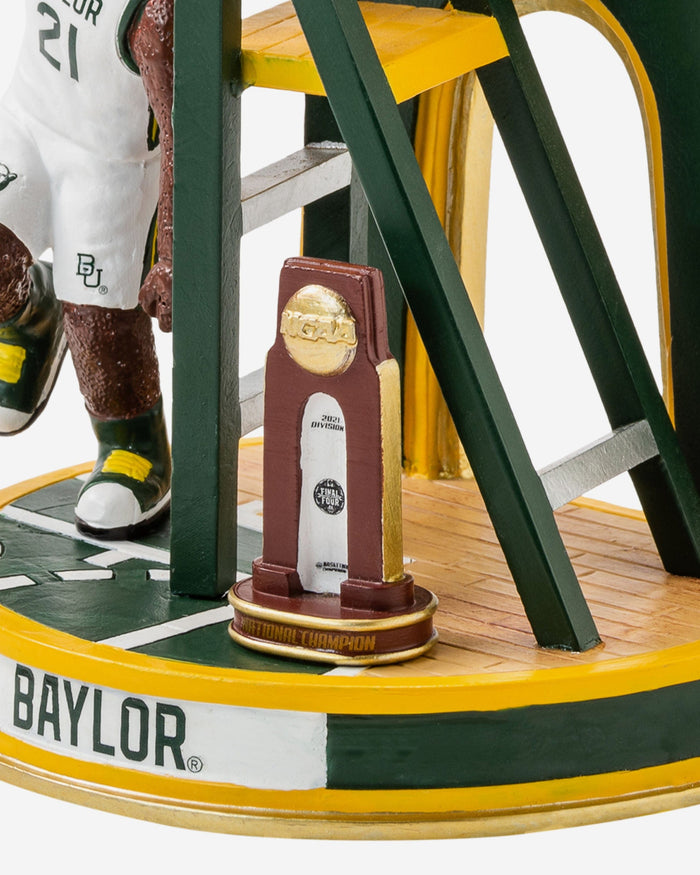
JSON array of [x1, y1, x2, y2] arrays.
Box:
[[38, 3, 80, 82]]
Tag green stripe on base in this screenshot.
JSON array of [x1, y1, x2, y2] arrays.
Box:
[[327, 679, 700, 789]]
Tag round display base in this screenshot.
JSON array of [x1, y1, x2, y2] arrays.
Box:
[[228, 579, 438, 665], [4, 457, 700, 839]]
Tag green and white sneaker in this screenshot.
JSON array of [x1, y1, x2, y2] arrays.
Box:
[[75, 398, 171, 539], [0, 262, 66, 434]]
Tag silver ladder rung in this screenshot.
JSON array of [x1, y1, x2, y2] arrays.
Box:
[[239, 367, 265, 436], [239, 144, 350, 431], [538, 420, 658, 509], [241, 142, 351, 234]]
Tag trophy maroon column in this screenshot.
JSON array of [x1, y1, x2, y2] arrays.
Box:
[[230, 257, 437, 664]]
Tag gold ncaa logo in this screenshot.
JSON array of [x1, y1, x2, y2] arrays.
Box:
[[280, 285, 358, 376]]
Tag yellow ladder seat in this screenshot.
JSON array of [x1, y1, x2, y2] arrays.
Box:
[[241, 2, 508, 102]]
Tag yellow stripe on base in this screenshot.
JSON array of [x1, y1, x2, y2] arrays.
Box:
[[4, 587, 700, 716], [1, 729, 700, 838]]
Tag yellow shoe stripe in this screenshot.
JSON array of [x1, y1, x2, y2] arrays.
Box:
[[0, 343, 26, 384], [102, 450, 153, 482]]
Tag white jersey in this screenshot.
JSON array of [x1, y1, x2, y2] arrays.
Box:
[[0, 0, 160, 308], [7, 0, 154, 160]]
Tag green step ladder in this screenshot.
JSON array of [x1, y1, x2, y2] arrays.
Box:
[[169, 0, 700, 653]]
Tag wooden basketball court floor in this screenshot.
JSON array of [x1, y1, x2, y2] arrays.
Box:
[[0, 439, 693, 675], [237, 442, 698, 675]]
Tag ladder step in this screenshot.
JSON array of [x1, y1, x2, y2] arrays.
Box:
[[241, 142, 351, 234], [240, 1, 508, 104], [539, 421, 658, 509], [239, 368, 265, 436]]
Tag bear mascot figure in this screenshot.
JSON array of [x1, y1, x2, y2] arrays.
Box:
[[0, 0, 174, 539]]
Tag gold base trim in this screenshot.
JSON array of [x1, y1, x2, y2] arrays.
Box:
[[229, 584, 438, 665], [228, 586, 438, 632], [229, 624, 439, 666], [3, 745, 700, 840]]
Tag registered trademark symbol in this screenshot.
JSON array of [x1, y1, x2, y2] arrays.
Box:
[[187, 755, 203, 773], [98, 285, 108, 295]]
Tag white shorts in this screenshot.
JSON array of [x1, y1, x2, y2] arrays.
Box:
[[0, 100, 159, 310]]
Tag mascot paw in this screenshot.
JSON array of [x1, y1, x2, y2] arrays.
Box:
[[139, 261, 172, 333]]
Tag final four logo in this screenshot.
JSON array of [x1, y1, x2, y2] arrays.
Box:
[[313, 479, 345, 515]]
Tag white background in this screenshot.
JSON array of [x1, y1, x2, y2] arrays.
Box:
[[0, 0, 697, 871]]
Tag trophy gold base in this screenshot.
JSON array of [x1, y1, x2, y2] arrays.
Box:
[[228, 579, 438, 665]]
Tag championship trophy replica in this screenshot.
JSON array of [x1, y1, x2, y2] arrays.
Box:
[[229, 257, 437, 664]]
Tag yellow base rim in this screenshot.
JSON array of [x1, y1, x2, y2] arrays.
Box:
[[2, 744, 700, 839]]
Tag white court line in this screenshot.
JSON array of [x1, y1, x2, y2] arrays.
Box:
[[99, 604, 235, 649], [99, 572, 246, 649], [323, 666, 368, 677], [54, 569, 114, 581], [84, 549, 136, 568], [0, 575, 37, 591], [1, 505, 170, 564], [3, 501, 365, 674]]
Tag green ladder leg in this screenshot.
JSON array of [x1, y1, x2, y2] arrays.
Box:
[[292, 0, 599, 651], [170, 0, 241, 597], [477, 0, 700, 575], [302, 94, 410, 369]]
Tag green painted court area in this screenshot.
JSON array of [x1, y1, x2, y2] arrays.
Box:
[[0, 478, 325, 675]]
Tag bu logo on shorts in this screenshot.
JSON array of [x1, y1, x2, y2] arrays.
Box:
[[76, 253, 104, 290], [0, 163, 18, 192]]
